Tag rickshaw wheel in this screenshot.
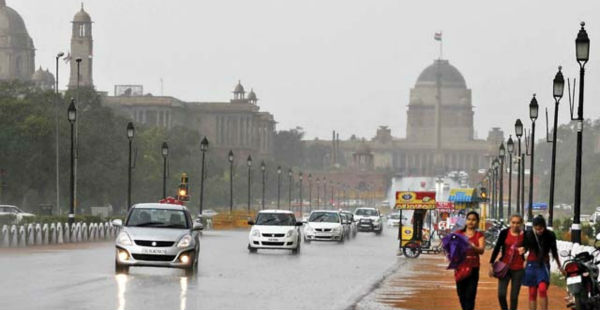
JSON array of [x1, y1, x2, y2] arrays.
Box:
[[402, 241, 422, 258]]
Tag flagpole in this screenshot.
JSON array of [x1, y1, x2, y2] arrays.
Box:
[[439, 32, 443, 59]]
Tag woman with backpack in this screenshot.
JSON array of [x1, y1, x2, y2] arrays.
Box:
[[454, 211, 485, 310], [518, 215, 565, 310], [489, 214, 525, 310]]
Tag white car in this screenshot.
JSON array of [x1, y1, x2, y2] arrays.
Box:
[[0, 205, 35, 223], [386, 212, 401, 227], [354, 207, 383, 234], [304, 210, 345, 243], [247, 210, 303, 254]]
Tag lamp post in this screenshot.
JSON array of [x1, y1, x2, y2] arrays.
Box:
[[572, 22, 589, 244], [55, 52, 64, 215], [499, 143, 505, 220], [527, 94, 539, 227], [547, 66, 565, 230], [261, 161, 266, 210], [247, 155, 252, 214], [308, 174, 312, 212], [330, 180, 335, 209], [515, 119, 523, 216], [127, 122, 135, 210], [507, 136, 514, 216], [288, 169, 292, 210], [299, 172, 303, 217], [316, 177, 320, 208], [199, 137, 208, 216], [277, 166, 281, 209], [161, 142, 168, 199], [228, 150, 234, 214], [323, 177, 327, 209], [492, 159, 499, 218], [67, 99, 76, 225]]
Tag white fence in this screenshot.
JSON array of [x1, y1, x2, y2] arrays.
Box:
[[0, 222, 118, 248]]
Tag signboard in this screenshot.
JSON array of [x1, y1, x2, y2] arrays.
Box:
[[115, 85, 143, 97], [394, 191, 436, 210], [436, 201, 454, 211], [530, 202, 548, 211]]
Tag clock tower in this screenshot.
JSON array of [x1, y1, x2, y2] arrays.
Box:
[[68, 4, 93, 89]]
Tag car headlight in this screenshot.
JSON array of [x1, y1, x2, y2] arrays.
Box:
[[333, 226, 342, 232], [177, 235, 193, 248], [286, 229, 294, 237], [251, 229, 260, 237], [305, 226, 314, 233], [117, 232, 133, 246]]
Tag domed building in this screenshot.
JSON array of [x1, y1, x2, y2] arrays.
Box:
[[0, 0, 35, 81], [32, 67, 55, 90]]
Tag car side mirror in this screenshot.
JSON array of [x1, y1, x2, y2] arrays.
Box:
[[193, 222, 204, 231], [247, 220, 255, 225], [302, 220, 307, 224], [112, 219, 123, 227], [295, 222, 303, 227]]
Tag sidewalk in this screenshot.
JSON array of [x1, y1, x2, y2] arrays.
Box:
[[366, 251, 568, 310]]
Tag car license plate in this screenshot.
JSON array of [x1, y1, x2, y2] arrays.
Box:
[[567, 276, 582, 285], [141, 248, 167, 255], [268, 238, 279, 242]]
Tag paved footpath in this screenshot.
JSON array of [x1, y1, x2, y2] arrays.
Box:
[[355, 251, 568, 310]]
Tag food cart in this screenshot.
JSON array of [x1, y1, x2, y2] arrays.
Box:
[[396, 191, 438, 258]]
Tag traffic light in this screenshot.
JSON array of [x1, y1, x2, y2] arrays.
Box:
[[177, 173, 190, 201], [479, 187, 488, 201]]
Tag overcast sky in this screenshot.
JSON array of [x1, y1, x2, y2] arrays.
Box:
[[14, 0, 600, 141]]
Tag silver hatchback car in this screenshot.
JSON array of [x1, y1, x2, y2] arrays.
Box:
[[112, 203, 202, 276]]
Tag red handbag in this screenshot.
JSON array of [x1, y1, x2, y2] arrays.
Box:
[[454, 263, 472, 282]]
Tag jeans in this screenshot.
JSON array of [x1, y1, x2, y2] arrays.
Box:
[[498, 269, 524, 310], [456, 267, 479, 310]]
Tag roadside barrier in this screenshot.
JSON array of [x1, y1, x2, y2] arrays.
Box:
[[0, 221, 117, 248]]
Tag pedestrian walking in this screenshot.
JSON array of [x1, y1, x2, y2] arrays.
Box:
[[489, 214, 525, 310], [518, 215, 565, 310], [454, 211, 485, 310]]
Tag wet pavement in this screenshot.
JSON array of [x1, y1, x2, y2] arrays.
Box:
[[0, 227, 404, 310]]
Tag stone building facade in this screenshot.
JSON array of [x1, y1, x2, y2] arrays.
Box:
[[68, 4, 93, 89], [0, 0, 37, 82]]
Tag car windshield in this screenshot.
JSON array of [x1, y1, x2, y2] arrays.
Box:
[[355, 209, 378, 216], [255, 213, 296, 226], [126, 208, 189, 229], [308, 212, 340, 223]]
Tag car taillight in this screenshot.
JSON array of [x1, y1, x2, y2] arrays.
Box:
[[565, 262, 579, 275]]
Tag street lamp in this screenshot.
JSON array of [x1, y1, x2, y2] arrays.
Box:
[[161, 142, 168, 199], [55, 52, 64, 215], [228, 150, 234, 214], [547, 66, 565, 230], [67, 99, 76, 225], [507, 136, 514, 216], [492, 158, 499, 218], [247, 155, 252, 215], [572, 22, 589, 244], [299, 172, 303, 217], [515, 119, 523, 216], [308, 174, 312, 212], [277, 166, 281, 209], [288, 169, 293, 210], [323, 177, 327, 209], [527, 94, 539, 227], [127, 122, 135, 211], [199, 137, 209, 216], [261, 161, 266, 210], [499, 143, 505, 220], [316, 177, 321, 208]]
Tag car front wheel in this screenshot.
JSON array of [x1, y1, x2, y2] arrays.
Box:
[[115, 261, 129, 274], [248, 244, 257, 253], [291, 238, 301, 255]]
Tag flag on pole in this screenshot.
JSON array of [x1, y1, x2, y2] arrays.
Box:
[[434, 32, 442, 41], [63, 52, 72, 63]]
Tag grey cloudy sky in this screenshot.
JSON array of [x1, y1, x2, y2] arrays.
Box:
[[14, 0, 600, 141]]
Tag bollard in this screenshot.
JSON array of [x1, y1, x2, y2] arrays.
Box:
[[74, 223, 81, 242], [57, 223, 64, 244], [35, 224, 42, 245], [81, 223, 88, 241], [63, 223, 70, 243], [10, 225, 17, 247], [98, 223, 105, 240], [1, 225, 8, 247], [42, 224, 48, 245], [18, 225, 26, 247], [27, 224, 34, 246], [90, 223, 97, 241], [50, 223, 56, 244]]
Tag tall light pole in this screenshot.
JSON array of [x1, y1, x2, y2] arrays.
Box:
[[330, 180, 335, 209], [527, 95, 539, 227], [277, 166, 281, 209], [228, 150, 234, 214], [247, 155, 252, 215], [161, 142, 168, 199], [323, 177, 327, 209], [74, 58, 81, 218], [547, 66, 564, 229], [67, 99, 76, 225], [499, 143, 505, 220], [199, 137, 209, 216], [261, 161, 266, 210], [492, 159, 499, 218], [288, 169, 292, 210], [572, 22, 589, 244], [515, 119, 524, 216], [507, 136, 514, 216], [126, 122, 135, 210], [299, 172, 303, 217], [308, 174, 312, 212], [316, 177, 321, 208], [55, 52, 64, 215]]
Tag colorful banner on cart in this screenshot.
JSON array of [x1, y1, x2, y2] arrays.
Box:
[[436, 201, 455, 211], [394, 191, 436, 210]]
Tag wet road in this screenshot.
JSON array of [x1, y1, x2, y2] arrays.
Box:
[[0, 227, 404, 310]]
